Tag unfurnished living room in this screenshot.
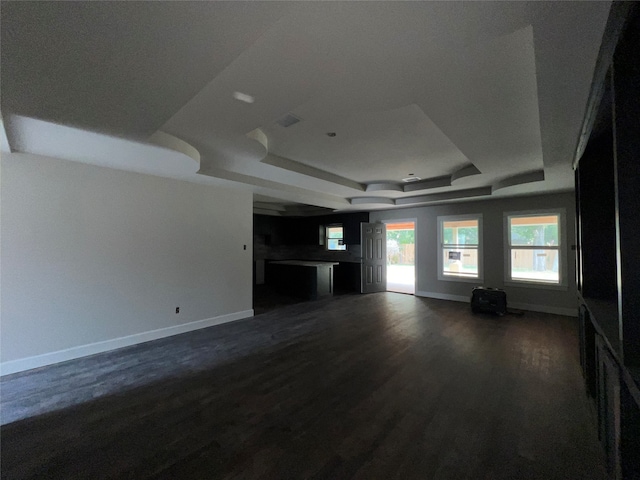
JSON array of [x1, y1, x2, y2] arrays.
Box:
[[1, 2, 639, 479]]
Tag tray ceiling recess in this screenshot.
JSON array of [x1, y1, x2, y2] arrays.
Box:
[[1, 2, 611, 212]]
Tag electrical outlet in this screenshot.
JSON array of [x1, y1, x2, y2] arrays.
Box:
[[175, 307, 180, 314]]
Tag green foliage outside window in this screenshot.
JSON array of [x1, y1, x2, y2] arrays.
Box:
[[387, 230, 414, 245], [327, 227, 343, 239], [511, 224, 558, 245], [443, 227, 478, 245]]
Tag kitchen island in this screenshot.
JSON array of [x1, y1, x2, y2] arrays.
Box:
[[267, 260, 339, 300]]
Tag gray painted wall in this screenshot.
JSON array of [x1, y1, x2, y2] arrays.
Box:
[[1, 153, 253, 363], [370, 192, 577, 314]]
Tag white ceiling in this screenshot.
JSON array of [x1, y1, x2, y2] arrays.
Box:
[[1, 1, 611, 214]]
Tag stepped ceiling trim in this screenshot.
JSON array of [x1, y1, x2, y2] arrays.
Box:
[[1, 2, 611, 211], [350, 186, 493, 208], [199, 166, 349, 210], [149, 131, 201, 167], [492, 170, 545, 193], [365, 183, 403, 192], [0, 111, 11, 153], [403, 176, 452, 192], [451, 164, 482, 183], [260, 154, 364, 192], [350, 197, 395, 206], [395, 187, 493, 206]]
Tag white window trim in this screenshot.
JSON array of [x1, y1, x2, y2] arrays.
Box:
[[437, 214, 483, 283], [503, 208, 567, 290]]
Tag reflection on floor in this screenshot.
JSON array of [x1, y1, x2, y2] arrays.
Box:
[[253, 284, 358, 315], [253, 284, 305, 315], [387, 264, 415, 294]]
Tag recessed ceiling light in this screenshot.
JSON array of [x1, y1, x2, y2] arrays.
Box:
[[326, 132, 336, 137], [233, 91, 255, 104]]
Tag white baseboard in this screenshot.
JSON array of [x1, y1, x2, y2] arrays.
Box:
[[0, 309, 254, 376], [508, 302, 577, 317], [415, 290, 469, 303], [415, 291, 577, 317]]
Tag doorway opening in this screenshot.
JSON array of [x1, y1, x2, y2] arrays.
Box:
[[385, 221, 415, 294]]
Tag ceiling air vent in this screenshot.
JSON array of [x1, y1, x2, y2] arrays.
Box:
[[402, 176, 421, 183], [276, 113, 301, 128]]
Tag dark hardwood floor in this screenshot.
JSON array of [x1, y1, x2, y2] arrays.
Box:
[[252, 284, 307, 315], [1, 293, 606, 479]]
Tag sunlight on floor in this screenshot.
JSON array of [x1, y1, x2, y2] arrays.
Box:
[[387, 264, 415, 294]]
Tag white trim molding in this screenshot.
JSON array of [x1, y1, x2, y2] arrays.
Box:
[[416, 290, 577, 317], [0, 309, 254, 376], [508, 302, 577, 317], [503, 208, 567, 288], [416, 291, 470, 303]]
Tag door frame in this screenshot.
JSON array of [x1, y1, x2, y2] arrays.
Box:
[[381, 218, 417, 294]]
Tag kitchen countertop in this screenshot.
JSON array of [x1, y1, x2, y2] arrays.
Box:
[[269, 260, 339, 267]]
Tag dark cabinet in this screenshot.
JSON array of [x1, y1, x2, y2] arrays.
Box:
[[333, 262, 361, 293], [308, 212, 369, 246], [620, 381, 640, 479], [342, 212, 369, 245], [266, 261, 338, 300], [575, 3, 640, 478], [254, 214, 285, 246], [265, 212, 369, 247], [596, 335, 621, 477], [278, 217, 303, 245]]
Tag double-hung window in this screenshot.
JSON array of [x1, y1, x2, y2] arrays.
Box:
[[438, 215, 482, 281], [326, 225, 346, 251], [505, 210, 564, 286]]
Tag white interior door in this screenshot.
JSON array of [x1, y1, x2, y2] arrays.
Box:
[[361, 222, 386, 293]]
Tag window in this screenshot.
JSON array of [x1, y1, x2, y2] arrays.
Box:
[[438, 215, 482, 281], [505, 211, 564, 285], [326, 225, 346, 251]]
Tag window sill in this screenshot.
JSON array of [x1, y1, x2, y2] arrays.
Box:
[[504, 280, 568, 291], [438, 274, 483, 284]]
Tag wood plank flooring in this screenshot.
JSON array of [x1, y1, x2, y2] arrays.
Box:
[[0, 293, 606, 479]]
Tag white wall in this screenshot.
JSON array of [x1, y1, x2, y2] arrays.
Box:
[[371, 192, 577, 316], [1, 153, 253, 372]]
